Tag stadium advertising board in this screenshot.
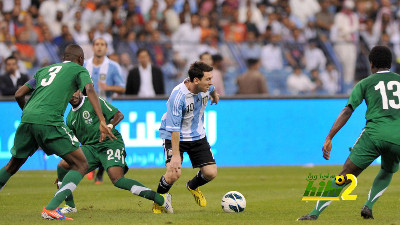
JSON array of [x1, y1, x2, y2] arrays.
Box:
[[0, 99, 376, 170]]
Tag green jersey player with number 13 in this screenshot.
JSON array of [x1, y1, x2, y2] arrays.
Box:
[[299, 46, 400, 221]]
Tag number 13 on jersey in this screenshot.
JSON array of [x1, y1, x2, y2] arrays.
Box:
[[375, 80, 400, 109]]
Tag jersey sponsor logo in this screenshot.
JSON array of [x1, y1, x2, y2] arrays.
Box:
[[82, 110, 93, 124]]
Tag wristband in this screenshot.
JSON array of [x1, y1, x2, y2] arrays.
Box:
[[107, 124, 114, 129]]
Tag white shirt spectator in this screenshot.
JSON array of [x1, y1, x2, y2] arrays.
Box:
[[289, 0, 320, 28], [260, 43, 284, 71], [39, 0, 67, 24], [91, 7, 113, 29], [320, 67, 340, 94], [171, 23, 201, 63], [287, 71, 315, 94], [304, 45, 326, 72], [138, 64, 156, 97], [3, 0, 31, 12]]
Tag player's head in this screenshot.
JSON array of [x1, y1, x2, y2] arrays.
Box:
[[188, 61, 213, 92], [199, 52, 213, 66], [69, 89, 83, 107], [63, 44, 84, 66], [93, 38, 108, 58], [369, 46, 392, 70]]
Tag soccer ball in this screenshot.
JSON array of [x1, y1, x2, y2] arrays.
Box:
[[221, 191, 246, 213]]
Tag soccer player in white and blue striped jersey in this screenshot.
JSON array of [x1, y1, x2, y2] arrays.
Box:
[[152, 61, 220, 213]]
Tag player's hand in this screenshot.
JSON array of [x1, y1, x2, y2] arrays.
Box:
[[99, 121, 116, 142], [211, 93, 219, 105], [322, 138, 332, 160], [98, 81, 108, 91], [170, 155, 181, 173]]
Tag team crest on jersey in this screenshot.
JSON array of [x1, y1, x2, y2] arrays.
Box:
[[82, 110, 93, 124], [100, 73, 106, 81]]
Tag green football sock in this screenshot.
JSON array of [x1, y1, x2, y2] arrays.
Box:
[[364, 169, 393, 209], [114, 177, 165, 206], [0, 167, 12, 191], [46, 170, 83, 210], [57, 166, 75, 208], [309, 178, 345, 217]]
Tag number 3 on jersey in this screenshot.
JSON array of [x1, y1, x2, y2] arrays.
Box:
[[375, 80, 400, 109], [41, 66, 62, 86]]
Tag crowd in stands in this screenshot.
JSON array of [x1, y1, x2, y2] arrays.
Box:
[[0, 0, 399, 97]]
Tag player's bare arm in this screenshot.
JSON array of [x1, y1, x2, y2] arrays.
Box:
[[108, 110, 124, 128], [170, 131, 181, 172], [323, 105, 354, 160], [98, 81, 126, 94], [85, 82, 116, 142], [15, 84, 33, 110], [210, 91, 219, 105]]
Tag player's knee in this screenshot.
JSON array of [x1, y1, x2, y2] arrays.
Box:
[[203, 169, 217, 181], [78, 161, 89, 175], [165, 170, 181, 183]]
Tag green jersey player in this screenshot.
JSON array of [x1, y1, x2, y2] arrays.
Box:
[[55, 89, 173, 214], [299, 46, 400, 220], [0, 44, 116, 220]]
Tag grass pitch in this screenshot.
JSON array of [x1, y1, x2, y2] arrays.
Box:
[[1, 165, 400, 224]]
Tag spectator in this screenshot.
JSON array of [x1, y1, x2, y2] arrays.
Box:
[[360, 18, 380, 50], [237, 58, 268, 95], [84, 38, 126, 102], [304, 39, 326, 72], [71, 21, 89, 45], [126, 48, 165, 96], [0, 56, 29, 96], [94, 22, 115, 54], [117, 30, 139, 66], [35, 31, 60, 67], [15, 31, 36, 71], [284, 28, 306, 68], [240, 31, 261, 60], [91, 2, 112, 29], [164, 0, 180, 33], [171, 13, 201, 64], [211, 54, 225, 96], [260, 34, 284, 71], [289, 0, 320, 28], [310, 69, 323, 93], [331, 0, 359, 93], [315, 0, 334, 36], [223, 10, 247, 43], [286, 66, 315, 95], [199, 52, 224, 96], [320, 62, 340, 94]]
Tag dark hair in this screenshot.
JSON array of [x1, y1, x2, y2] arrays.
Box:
[[369, 46, 392, 69], [199, 52, 211, 60], [212, 54, 223, 63], [136, 48, 149, 57], [5, 56, 17, 63], [247, 58, 259, 67], [188, 61, 213, 82]]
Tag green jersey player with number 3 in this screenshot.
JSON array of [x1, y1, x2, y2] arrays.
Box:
[[54, 89, 173, 214], [299, 46, 400, 221], [0, 44, 117, 220]]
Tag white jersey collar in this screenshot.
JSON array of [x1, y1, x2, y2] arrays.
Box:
[[72, 96, 86, 111]]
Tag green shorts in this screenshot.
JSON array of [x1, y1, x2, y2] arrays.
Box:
[[11, 123, 80, 158], [350, 130, 400, 173], [82, 139, 128, 173]]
